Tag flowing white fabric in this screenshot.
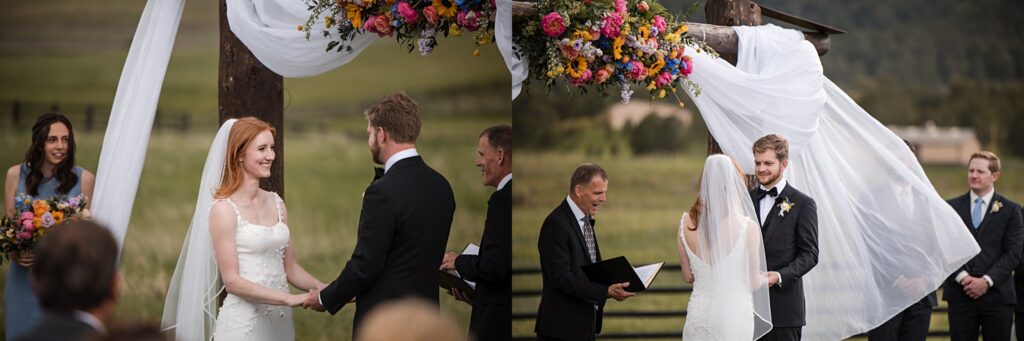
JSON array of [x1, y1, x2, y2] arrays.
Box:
[[161, 119, 236, 341], [90, 0, 185, 252], [679, 154, 772, 340], [683, 24, 981, 340], [495, 0, 527, 100]]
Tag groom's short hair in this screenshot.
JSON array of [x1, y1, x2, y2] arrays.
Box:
[[366, 92, 421, 143], [753, 134, 789, 161], [31, 220, 119, 312], [569, 163, 607, 193]]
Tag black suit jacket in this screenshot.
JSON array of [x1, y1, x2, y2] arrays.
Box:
[[15, 312, 100, 341], [455, 180, 512, 341], [320, 156, 456, 332], [751, 184, 819, 327], [535, 199, 608, 340], [943, 192, 1023, 305], [1015, 207, 1024, 312]]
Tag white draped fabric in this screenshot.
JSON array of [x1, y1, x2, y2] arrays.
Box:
[[683, 24, 980, 339], [90, 0, 186, 251]]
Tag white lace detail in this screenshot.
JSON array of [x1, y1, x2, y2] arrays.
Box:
[[212, 195, 293, 341]]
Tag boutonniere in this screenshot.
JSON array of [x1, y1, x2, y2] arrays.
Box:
[[991, 201, 1003, 214], [778, 197, 795, 217]]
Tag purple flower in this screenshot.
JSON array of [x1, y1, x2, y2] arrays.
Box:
[[620, 81, 633, 103], [40, 212, 55, 228]]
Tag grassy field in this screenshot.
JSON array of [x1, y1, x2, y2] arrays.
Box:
[[511, 147, 1024, 340], [0, 114, 510, 339]]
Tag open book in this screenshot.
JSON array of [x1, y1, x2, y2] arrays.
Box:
[[581, 256, 664, 292], [438, 243, 479, 298]]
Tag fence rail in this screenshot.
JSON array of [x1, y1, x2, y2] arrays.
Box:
[[512, 264, 951, 339]]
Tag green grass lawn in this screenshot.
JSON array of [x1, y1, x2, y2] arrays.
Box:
[[0, 114, 510, 340], [512, 149, 1024, 340]]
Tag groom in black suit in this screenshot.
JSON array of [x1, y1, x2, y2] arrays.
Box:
[[535, 164, 634, 341], [944, 151, 1022, 341], [304, 93, 456, 336], [749, 134, 819, 341], [441, 125, 513, 341]]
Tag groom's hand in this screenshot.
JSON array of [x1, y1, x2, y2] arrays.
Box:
[[766, 272, 781, 287], [303, 287, 326, 312], [607, 282, 635, 301], [440, 251, 459, 271], [962, 276, 990, 299]]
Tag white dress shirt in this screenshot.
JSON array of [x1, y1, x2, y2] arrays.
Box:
[[497, 173, 512, 191], [384, 148, 419, 173], [956, 187, 997, 287], [758, 178, 788, 226], [565, 195, 587, 234], [73, 310, 105, 335]]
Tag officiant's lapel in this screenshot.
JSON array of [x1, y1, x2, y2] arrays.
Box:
[[560, 200, 593, 264]]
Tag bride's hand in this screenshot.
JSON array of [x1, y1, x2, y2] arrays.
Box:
[[285, 293, 307, 307]]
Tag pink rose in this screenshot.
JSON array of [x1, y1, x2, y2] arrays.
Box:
[[374, 15, 393, 36], [541, 12, 566, 38], [614, 0, 627, 15], [629, 61, 647, 81], [601, 13, 623, 39], [655, 71, 673, 87], [652, 16, 667, 35], [19, 212, 33, 222], [569, 69, 593, 86], [397, 2, 419, 24], [595, 69, 611, 84], [21, 219, 33, 231], [17, 232, 32, 240], [363, 15, 378, 32], [637, 0, 650, 13], [423, 5, 440, 25], [457, 11, 481, 32], [559, 41, 579, 59], [23, 225, 35, 233]]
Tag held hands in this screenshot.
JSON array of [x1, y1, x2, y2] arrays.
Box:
[[766, 272, 781, 287], [8, 250, 35, 267], [300, 283, 327, 312], [607, 282, 635, 301], [961, 276, 990, 299], [439, 251, 459, 271]]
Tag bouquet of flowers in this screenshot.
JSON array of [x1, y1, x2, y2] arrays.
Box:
[[301, 0, 498, 56], [1, 193, 90, 254], [514, 0, 716, 105]]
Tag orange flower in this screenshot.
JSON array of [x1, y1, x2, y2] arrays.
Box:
[[53, 211, 65, 224], [433, 0, 458, 18], [33, 217, 42, 228]]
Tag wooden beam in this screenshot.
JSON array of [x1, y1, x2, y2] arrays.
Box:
[[511, 1, 831, 56], [218, 0, 285, 198]]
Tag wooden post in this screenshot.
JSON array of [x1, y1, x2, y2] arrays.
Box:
[[218, 0, 285, 197], [704, 0, 763, 156]]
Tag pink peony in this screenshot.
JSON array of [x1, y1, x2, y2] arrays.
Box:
[[569, 69, 593, 86], [637, 0, 650, 13], [19, 211, 33, 222], [457, 11, 481, 32], [595, 69, 611, 84], [614, 0, 627, 15], [374, 15, 393, 36], [397, 2, 419, 24], [363, 15, 378, 32], [23, 225, 35, 233], [21, 219, 32, 231], [17, 232, 31, 240], [423, 5, 440, 25], [629, 61, 647, 81], [681, 58, 693, 76], [652, 16, 667, 35], [655, 71, 673, 87], [541, 12, 566, 37], [601, 14, 623, 39]]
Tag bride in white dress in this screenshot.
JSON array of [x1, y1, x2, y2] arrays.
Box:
[[161, 118, 324, 340], [677, 154, 772, 340]]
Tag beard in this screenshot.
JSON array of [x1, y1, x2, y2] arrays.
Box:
[[370, 140, 383, 164], [758, 171, 781, 187]]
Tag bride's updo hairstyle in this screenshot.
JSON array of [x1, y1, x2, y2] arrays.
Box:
[[687, 155, 747, 230], [215, 117, 276, 199]]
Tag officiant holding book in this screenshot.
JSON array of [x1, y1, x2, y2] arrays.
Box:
[[534, 164, 634, 341], [440, 125, 512, 341]]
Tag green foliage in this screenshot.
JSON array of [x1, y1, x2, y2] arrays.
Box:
[[628, 114, 687, 155]]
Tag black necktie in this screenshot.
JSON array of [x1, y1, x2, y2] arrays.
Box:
[[757, 187, 778, 200], [372, 167, 384, 183]]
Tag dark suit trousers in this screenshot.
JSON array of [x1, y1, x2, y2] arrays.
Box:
[[867, 301, 932, 341], [1016, 311, 1024, 341], [759, 327, 800, 341], [948, 300, 1013, 341]]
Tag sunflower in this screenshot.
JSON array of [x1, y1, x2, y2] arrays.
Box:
[[433, 0, 458, 18], [345, 3, 364, 27], [566, 57, 588, 79], [612, 36, 625, 60]]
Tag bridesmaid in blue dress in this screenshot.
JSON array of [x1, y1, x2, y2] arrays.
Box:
[[3, 113, 94, 340]]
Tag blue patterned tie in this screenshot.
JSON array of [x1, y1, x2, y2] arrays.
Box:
[[972, 197, 984, 229]]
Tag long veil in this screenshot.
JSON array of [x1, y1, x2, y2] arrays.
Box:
[[691, 154, 772, 339], [161, 119, 237, 341]]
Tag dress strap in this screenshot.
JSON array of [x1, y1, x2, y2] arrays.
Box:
[[215, 198, 245, 225], [272, 192, 284, 224]]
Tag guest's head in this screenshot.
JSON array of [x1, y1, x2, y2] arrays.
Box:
[[967, 151, 1000, 195], [24, 112, 79, 196], [216, 117, 276, 198], [355, 298, 465, 341], [569, 163, 608, 217], [365, 92, 421, 165], [31, 220, 120, 321], [752, 134, 789, 187], [476, 125, 512, 187]]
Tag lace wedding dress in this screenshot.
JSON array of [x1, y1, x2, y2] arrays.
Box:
[[212, 194, 294, 341]]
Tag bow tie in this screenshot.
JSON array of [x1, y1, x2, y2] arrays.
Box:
[[757, 187, 778, 200], [373, 167, 385, 182]]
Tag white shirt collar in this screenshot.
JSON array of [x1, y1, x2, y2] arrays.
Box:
[[73, 310, 105, 334], [497, 173, 512, 191], [759, 178, 788, 197], [970, 187, 996, 206], [565, 195, 587, 224], [384, 148, 419, 173]]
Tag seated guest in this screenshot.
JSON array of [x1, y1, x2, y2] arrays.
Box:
[[17, 220, 120, 341]]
